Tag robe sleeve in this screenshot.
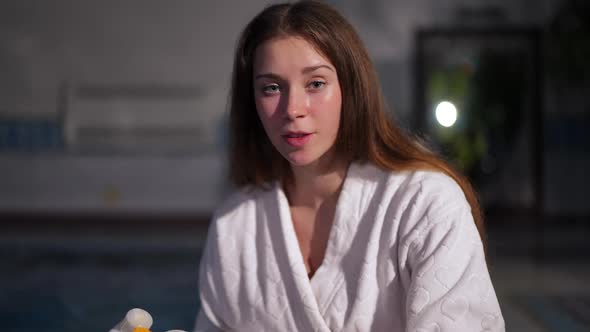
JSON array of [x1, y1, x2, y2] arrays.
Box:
[[193, 220, 226, 332], [194, 309, 223, 332], [401, 178, 505, 332]]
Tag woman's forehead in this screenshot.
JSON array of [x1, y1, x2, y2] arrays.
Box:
[[252, 36, 335, 75]]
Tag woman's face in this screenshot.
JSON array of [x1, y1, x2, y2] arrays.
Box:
[[253, 36, 342, 168]]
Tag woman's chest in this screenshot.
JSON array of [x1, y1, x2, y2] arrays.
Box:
[[290, 205, 335, 277], [229, 226, 404, 331]]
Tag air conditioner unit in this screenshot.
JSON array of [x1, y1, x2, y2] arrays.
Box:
[[62, 81, 222, 155]]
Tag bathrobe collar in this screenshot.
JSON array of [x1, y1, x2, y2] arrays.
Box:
[[271, 162, 370, 329]]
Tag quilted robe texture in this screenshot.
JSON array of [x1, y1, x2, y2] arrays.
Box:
[[195, 162, 505, 331]]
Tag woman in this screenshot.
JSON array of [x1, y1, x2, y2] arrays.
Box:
[[195, 1, 505, 331]]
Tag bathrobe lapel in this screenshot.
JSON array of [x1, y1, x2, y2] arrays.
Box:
[[270, 163, 362, 330]]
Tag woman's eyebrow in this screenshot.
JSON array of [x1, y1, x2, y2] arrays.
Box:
[[255, 65, 335, 80], [301, 64, 334, 74], [255, 73, 282, 81]]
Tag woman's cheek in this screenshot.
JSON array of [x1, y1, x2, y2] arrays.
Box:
[[262, 97, 279, 117], [255, 99, 270, 121], [311, 90, 340, 113], [256, 100, 280, 137]]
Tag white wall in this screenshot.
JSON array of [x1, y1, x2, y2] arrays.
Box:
[[0, 0, 269, 213], [0, 154, 227, 214], [0, 0, 270, 116]]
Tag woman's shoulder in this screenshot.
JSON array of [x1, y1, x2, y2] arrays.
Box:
[[390, 168, 470, 217], [350, 163, 469, 227], [210, 184, 275, 227], [353, 161, 467, 204], [401, 169, 467, 203], [383, 168, 474, 241], [347, 162, 470, 227]]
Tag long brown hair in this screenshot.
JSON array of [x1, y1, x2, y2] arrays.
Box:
[[228, 1, 486, 243]]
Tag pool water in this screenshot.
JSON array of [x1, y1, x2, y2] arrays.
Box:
[[1, 243, 202, 332]]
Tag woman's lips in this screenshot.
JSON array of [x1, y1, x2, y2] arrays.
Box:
[[282, 132, 313, 147]]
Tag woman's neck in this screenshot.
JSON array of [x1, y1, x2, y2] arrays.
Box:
[[286, 158, 349, 209]]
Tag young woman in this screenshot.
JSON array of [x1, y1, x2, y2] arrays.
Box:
[[195, 1, 505, 331]]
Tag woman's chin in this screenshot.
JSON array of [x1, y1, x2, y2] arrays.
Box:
[[281, 146, 339, 169], [283, 150, 317, 167], [286, 157, 314, 167]]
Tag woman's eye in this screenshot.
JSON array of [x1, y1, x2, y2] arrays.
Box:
[[262, 84, 280, 94], [309, 81, 326, 89]]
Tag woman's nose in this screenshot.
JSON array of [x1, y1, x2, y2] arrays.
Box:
[[284, 88, 307, 120]]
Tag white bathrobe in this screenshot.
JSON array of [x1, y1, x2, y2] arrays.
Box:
[[195, 162, 505, 331]]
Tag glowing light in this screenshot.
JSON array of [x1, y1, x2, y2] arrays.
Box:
[[435, 101, 458, 127]]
